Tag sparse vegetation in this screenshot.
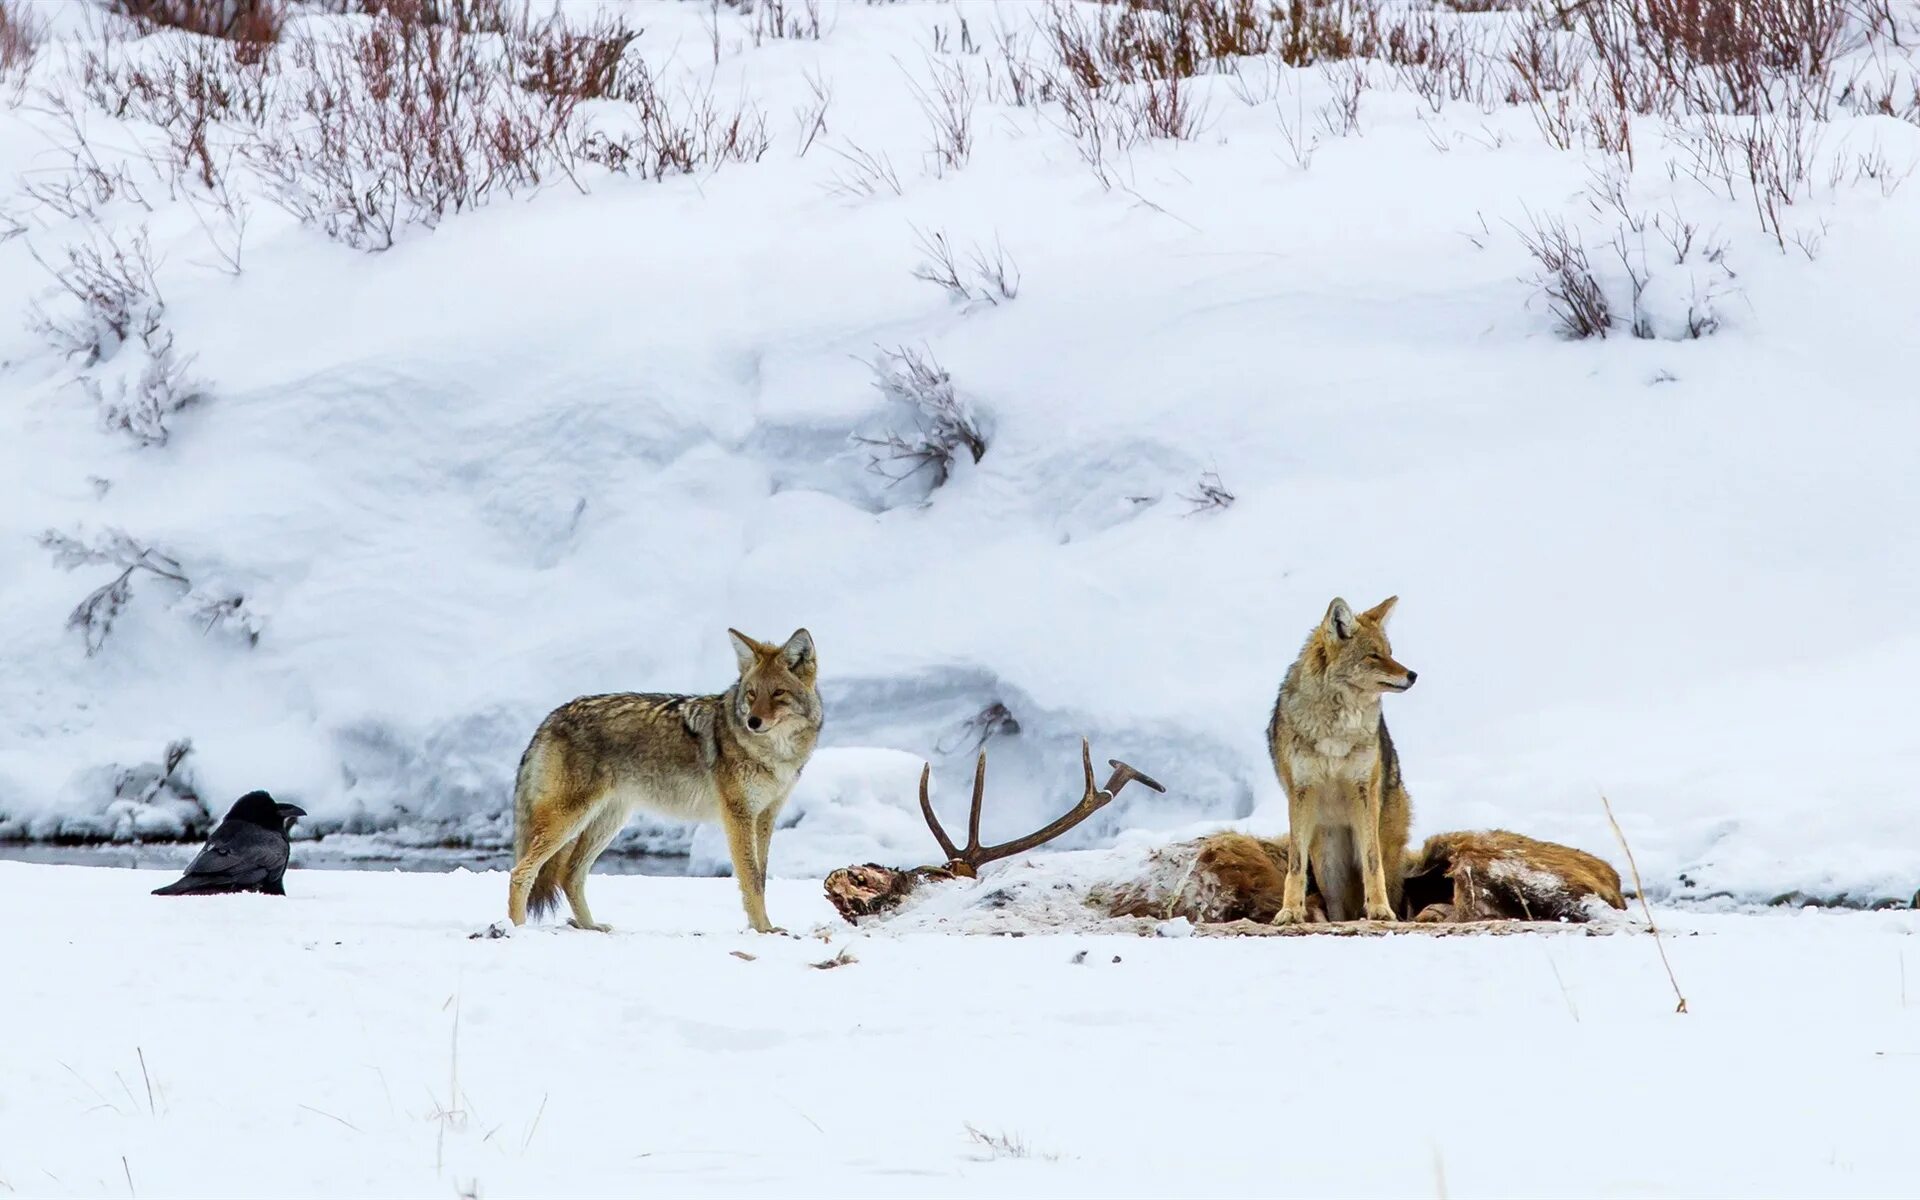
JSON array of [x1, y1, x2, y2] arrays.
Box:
[[25, 3, 772, 253], [242, 17, 584, 250], [910, 226, 1020, 307], [906, 54, 977, 174], [40, 528, 260, 655], [1181, 470, 1236, 514], [115, 0, 285, 59], [25, 227, 210, 443], [748, 0, 824, 45], [937, 702, 1021, 756], [964, 1123, 1057, 1162], [856, 345, 987, 490], [1516, 212, 1614, 339], [823, 140, 903, 198], [28, 228, 165, 368], [0, 0, 42, 84]]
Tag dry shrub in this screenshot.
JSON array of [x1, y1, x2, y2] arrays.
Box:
[[905, 55, 977, 173], [28, 229, 165, 367], [573, 72, 772, 182], [1048, 0, 1268, 88], [1038, 0, 1493, 166], [748, 0, 824, 44], [40, 529, 258, 654], [321, 0, 518, 34], [1059, 0, 1460, 78], [71, 0, 759, 245], [1507, 0, 1885, 156], [1514, 212, 1613, 338], [856, 345, 987, 489], [911, 226, 1020, 306], [1, 0, 43, 81], [1679, 106, 1825, 247], [115, 0, 284, 60], [75, 35, 273, 192], [241, 18, 568, 249], [26, 228, 212, 445], [514, 8, 645, 100]]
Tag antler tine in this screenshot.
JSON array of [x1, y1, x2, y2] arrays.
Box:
[[965, 750, 986, 857], [917, 762, 961, 863], [1101, 759, 1166, 798], [957, 737, 1167, 869], [920, 738, 1166, 874]]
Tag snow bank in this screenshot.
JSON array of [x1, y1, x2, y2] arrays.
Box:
[[2, 1, 1918, 905]]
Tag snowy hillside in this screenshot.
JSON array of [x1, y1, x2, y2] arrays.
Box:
[[2, 0, 1917, 903]]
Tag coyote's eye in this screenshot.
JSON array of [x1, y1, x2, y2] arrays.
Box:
[[746, 689, 758, 703], [772, 689, 788, 702]]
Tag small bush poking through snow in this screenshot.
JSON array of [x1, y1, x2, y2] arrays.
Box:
[[936, 701, 1021, 756], [745, 0, 824, 45], [512, 8, 644, 101], [0, 0, 41, 84], [215, 7, 769, 249], [39, 529, 260, 655], [855, 345, 987, 489], [1516, 212, 1614, 339], [823, 141, 902, 198], [79, 328, 208, 447], [910, 226, 1020, 307], [1181, 470, 1236, 514], [115, 0, 284, 60], [242, 18, 578, 250], [322, 0, 519, 35], [905, 54, 977, 174], [964, 1124, 1055, 1162], [27, 228, 165, 368], [1518, 166, 1739, 341], [26, 228, 209, 444], [103, 738, 206, 839]]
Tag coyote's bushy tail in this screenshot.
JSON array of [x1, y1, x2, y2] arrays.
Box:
[[511, 740, 565, 919]]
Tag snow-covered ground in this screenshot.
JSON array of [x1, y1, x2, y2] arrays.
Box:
[[2, 0, 1918, 904], [4, 861, 1918, 1198]]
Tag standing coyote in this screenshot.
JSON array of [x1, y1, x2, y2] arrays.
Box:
[[506, 628, 821, 934], [1267, 596, 1416, 924]]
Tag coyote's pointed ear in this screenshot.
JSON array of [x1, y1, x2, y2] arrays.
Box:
[[1359, 596, 1399, 626], [780, 628, 816, 678], [728, 628, 762, 674], [1323, 598, 1356, 640]]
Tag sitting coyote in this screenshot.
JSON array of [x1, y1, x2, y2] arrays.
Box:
[[506, 628, 821, 934], [1267, 597, 1416, 924]]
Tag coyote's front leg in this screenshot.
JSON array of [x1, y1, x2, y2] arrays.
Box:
[[721, 796, 781, 934], [752, 800, 784, 894], [1274, 789, 1317, 926], [1357, 777, 1396, 922]]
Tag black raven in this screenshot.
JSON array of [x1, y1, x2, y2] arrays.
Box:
[[151, 791, 307, 897]]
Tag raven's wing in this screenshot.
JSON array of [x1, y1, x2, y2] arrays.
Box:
[[151, 821, 288, 895]]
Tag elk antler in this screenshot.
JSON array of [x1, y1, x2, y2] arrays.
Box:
[[916, 738, 1166, 876]]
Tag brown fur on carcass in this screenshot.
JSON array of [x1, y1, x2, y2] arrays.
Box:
[[1102, 834, 1324, 924], [1400, 829, 1625, 922], [1100, 829, 1623, 925]]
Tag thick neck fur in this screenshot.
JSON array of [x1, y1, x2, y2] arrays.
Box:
[[1279, 632, 1382, 753]]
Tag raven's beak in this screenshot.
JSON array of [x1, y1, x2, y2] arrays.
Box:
[[276, 803, 307, 824]]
